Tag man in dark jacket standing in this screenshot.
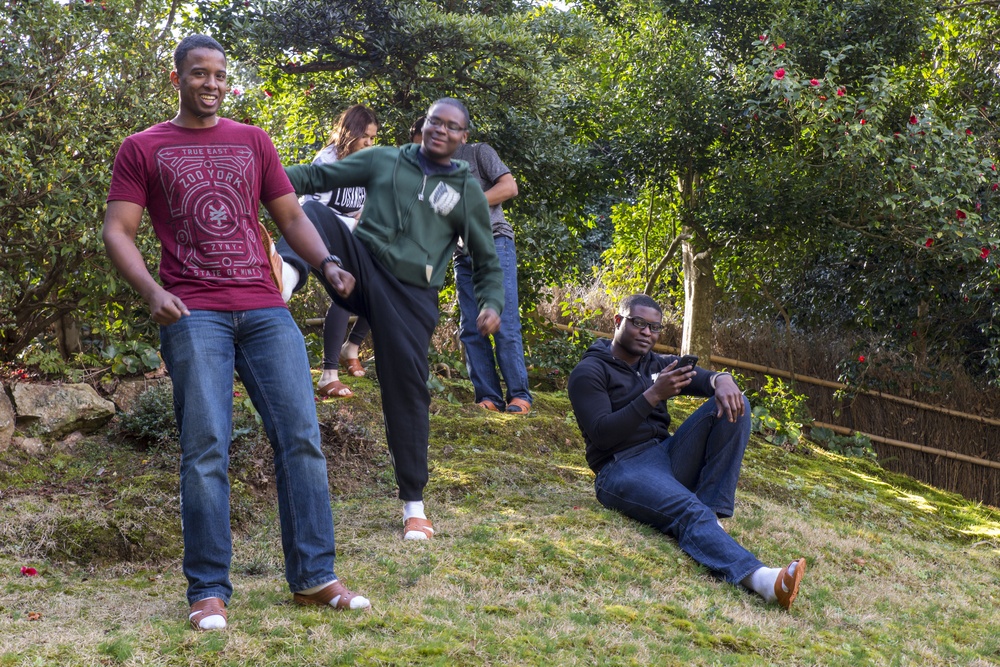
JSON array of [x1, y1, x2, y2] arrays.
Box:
[[568, 294, 807, 609], [278, 98, 503, 542]]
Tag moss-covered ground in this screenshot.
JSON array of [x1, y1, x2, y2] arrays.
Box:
[[1, 378, 998, 666]]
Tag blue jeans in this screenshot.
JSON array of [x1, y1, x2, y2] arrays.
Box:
[[594, 396, 763, 584], [454, 235, 531, 407], [160, 308, 338, 605]]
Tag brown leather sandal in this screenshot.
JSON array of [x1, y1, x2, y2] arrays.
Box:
[[477, 399, 501, 412], [340, 356, 366, 378], [403, 516, 435, 540], [505, 398, 531, 415], [293, 580, 370, 611], [317, 379, 353, 398], [189, 597, 227, 631], [774, 558, 807, 610]]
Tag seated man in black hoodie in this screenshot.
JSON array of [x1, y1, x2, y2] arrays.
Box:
[[567, 294, 806, 610]]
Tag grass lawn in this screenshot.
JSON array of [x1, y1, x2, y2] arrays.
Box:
[[1, 376, 998, 666]]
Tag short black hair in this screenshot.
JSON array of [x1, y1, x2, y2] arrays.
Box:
[[427, 98, 470, 130], [174, 34, 225, 73], [618, 294, 663, 317]]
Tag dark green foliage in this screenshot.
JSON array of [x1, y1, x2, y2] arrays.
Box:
[[114, 383, 177, 448], [0, 0, 176, 363]]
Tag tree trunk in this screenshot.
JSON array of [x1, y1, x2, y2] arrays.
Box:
[[680, 236, 716, 365]]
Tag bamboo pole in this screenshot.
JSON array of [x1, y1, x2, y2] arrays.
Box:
[[811, 421, 1000, 472]]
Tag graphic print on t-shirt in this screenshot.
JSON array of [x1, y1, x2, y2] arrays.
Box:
[[156, 144, 265, 282]]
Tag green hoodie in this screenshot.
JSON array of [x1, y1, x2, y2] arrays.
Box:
[[285, 143, 504, 316]]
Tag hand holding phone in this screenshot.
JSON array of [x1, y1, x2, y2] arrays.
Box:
[[677, 354, 698, 370]]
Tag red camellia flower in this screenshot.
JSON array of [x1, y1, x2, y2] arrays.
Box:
[[956, 209, 966, 220], [774, 68, 785, 80], [912, 331, 918, 337], [925, 238, 934, 247], [982, 247, 991, 260], [778, 42, 786, 49], [966, 129, 973, 135], [860, 119, 866, 125], [858, 355, 866, 363], [909, 115, 918, 124], [992, 164, 997, 171], [759, 35, 767, 41], [810, 79, 820, 86], [836, 88, 845, 96], [263, 90, 273, 98], [21, 566, 37, 577], [993, 183, 999, 191]]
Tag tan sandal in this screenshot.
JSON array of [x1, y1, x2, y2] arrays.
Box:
[[293, 580, 371, 611], [505, 398, 531, 415], [317, 379, 353, 398], [340, 356, 366, 378], [403, 516, 435, 540], [189, 597, 227, 631], [477, 399, 501, 412], [774, 558, 807, 610]]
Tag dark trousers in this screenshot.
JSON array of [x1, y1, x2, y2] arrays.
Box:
[[277, 201, 439, 501]]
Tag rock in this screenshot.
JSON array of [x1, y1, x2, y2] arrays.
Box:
[[11, 382, 116, 439], [0, 381, 14, 451], [109, 377, 172, 414], [54, 430, 85, 452], [12, 435, 45, 455]]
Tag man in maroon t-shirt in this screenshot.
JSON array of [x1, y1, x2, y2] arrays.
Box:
[[103, 34, 370, 631]]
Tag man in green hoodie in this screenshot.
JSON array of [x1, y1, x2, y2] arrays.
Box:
[[278, 98, 503, 541]]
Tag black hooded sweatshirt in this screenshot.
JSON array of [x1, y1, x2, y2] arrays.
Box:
[[567, 338, 721, 473]]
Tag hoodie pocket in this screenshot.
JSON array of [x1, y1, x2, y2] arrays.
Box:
[[383, 234, 433, 286]]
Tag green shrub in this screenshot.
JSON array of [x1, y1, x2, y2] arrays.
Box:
[[114, 384, 177, 448], [748, 375, 810, 449]]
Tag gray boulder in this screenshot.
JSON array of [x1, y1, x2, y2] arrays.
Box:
[[0, 381, 14, 450], [11, 382, 116, 439]]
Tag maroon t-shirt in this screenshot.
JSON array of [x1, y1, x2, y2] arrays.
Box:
[[107, 118, 293, 311]]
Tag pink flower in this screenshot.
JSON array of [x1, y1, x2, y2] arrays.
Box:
[[774, 68, 786, 80], [759, 35, 767, 41], [966, 129, 973, 135], [21, 567, 37, 577], [982, 247, 991, 260], [956, 209, 967, 220], [993, 183, 999, 191], [858, 355, 866, 363], [810, 79, 819, 86], [230, 88, 242, 96], [836, 88, 845, 96], [263, 90, 273, 98], [992, 164, 997, 171], [925, 238, 934, 247], [909, 115, 918, 124], [778, 42, 786, 49]]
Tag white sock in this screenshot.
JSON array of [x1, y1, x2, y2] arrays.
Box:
[[189, 610, 226, 630], [743, 566, 786, 603], [296, 579, 370, 610], [281, 263, 299, 302], [403, 501, 426, 521]]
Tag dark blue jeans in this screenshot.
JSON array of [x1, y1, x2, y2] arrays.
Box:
[[160, 308, 339, 604], [454, 235, 531, 407], [594, 396, 763, 584]]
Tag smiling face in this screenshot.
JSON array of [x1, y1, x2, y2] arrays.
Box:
[[420, 102, 468, 165], [170, 47, 228, 127]]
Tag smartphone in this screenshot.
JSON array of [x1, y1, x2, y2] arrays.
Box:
[[677, 354, 699, 370]]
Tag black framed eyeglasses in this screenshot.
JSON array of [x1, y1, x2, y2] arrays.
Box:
[[425, 116, 467, 133], [624, 316, 663, 334]]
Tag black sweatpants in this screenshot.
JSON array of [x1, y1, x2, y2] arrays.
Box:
[[277, 201, 439, 501]]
